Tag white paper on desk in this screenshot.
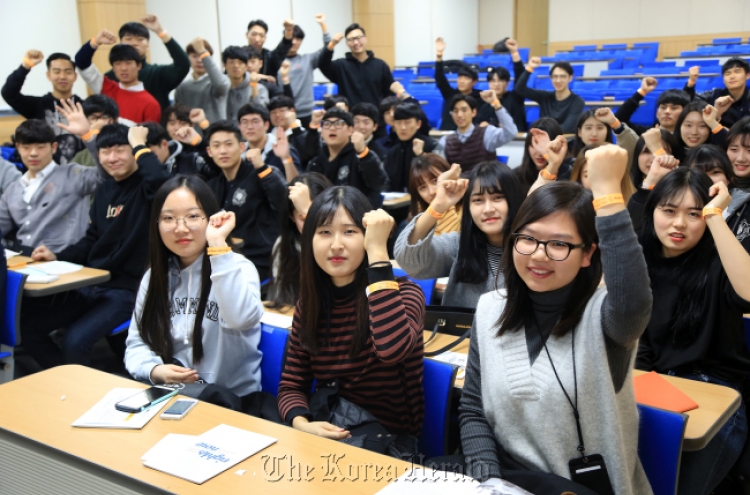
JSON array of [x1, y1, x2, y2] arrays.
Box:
[[34, 260, 83, 275], [261, 311, 293, 329], [436, 277, 449, 285], [141, 434, 196, 462], [431, 351, 467, 369], [143, 424, 277, 484], [382, 192, 409, 200], [4, 249, 20, 259], [72, 388, 169, 429], [14, 267, 59, 284], [375, 468, 532, 495]]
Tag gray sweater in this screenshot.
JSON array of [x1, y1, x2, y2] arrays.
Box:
[[227, 73, 269, 121], [459, 210, 653, 495], [174, 55, 230, 123], [0, 147, 105, 252], [278, 32, 332, 118], [394, 213, 500, 308], [0, 157, 21, 196]]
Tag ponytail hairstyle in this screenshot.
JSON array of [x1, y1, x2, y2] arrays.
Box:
[[640, 167, 716, 347], [137, 175, 221, 364]]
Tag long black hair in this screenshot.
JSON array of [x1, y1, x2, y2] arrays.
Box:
[[684, 144, 734, 183], [630, 129, 682, 187], [674, 100, 709, 150], [298, 186, 372, 356], [640, 167, 715, 347], [573, 109, 613, 156], [268, 172, 333, 307], [137, 175, 221, 364], [455, 161, 524, 285], [515, 117, 564, 194], [496, 182, 602, 337]]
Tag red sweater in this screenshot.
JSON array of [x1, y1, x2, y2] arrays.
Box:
[[101, 78, 162, 124], [278, 277, 425, 436]]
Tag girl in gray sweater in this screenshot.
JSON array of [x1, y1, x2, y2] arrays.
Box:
[[394, 161, 524, 308], [460, 146, 653, 495], [125, 176, 263, 397]]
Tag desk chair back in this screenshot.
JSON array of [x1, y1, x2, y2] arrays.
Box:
[[420, 358, 458, 458], [0, 271, 27, 382], [259, 324, 290, 396], [393, 267, 436, 305], [637, 403, 687, 495]]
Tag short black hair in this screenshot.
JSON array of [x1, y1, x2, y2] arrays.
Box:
[[204, 120, 243, 143], [657, 89, 690, 107], [46, 53, 74, 70], [246, 46, 262, 61], [726, 116, 750, 152], [487, 66, 510, 82], [268, 96, 295, 112], [457, 66, 479, 81], [379, 95, 400, 115], [82, 94, 119, 120], [143, 122, 170, 147], [247, 20, 269, 33], [237, 103, 270, 123], [222, 45, 249, 64], [292, 25, 305, 40], [448, 93, 478, 111], [345, 23, 365, 37], [550, 62, 574, 77], [15, 119, 55, 145], [324, 95, 349, 111], [162, 103, 191, 127], [109, 44, 142, 66], [96, 123, 131, 150], [351, 102, 379, 123], [393, 102, 423, 121], [722, 57, 750, 75], [322, 108, 353, 127], [119, 22, 150, 40]]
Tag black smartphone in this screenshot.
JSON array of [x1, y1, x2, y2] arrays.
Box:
[[115, 387, 178, 413]]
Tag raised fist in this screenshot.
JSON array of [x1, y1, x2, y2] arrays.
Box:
[[93, 30, 117, 48], [189, 108, 207, 125], [641, 77, 657, 94], [24, 50, 44, 68], [594, 107, 617, 126], [351, 131, 366, 153], [688, 66, 700, 81], [140, 14, 163, 34], [435, 37, 446, 54], [245, 148, 264, 169], [331, 33, 344, 46], [315, 13, 326, 25], [505, 38, 519, 53], [191, 37, 206, 54], [283, 19, 295, 32], [585, 144, 628, 196], [527, 56, 542, 70]]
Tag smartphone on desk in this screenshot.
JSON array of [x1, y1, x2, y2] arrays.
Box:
[[160, 398, 198, 420], [115, 386, 178, 413]]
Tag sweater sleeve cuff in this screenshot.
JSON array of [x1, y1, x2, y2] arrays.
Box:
[[367, 263, 396, 284], [285, 406, 313, 425]]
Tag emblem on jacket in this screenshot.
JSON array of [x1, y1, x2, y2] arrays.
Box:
[[106, 204, 124, 218], [232, 188, 247, 207], [737, 219, 750, 242], [338, 165, 350, 181]]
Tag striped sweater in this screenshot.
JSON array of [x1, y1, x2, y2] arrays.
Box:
[[277, 275, 425, 436]]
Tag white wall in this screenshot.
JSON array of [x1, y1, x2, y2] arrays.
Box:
[[146, 0, 221, 66], [395, 0, 478, 67], [549, 0, 750, 42], [479, 0, 514, 46], [0, 0, 88, 111]]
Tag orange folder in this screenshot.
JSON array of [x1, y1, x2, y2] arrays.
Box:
[[633, 371, 699, 413]]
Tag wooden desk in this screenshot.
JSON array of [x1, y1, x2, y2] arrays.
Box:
[[423, 333, 740, 451], [7, 255, 111, 297], [382, 193, 410, 209], [0, 365, 413, 494]]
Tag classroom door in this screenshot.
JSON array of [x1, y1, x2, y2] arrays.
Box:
[[514, 0, 549, 57]]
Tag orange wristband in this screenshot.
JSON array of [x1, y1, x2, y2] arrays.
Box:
[[249, 81, 258, 88], [91, 36, 97, 47], [637, 88, 647, 97], [327, 41, 335, 50], [158, 30, 168, 39], [612, 118, 621, 129], [199, 51, 210, 60], [199, 119, 209, 130], [592, 194, 624, 211], [258, 167, 273, 179], [358, 147, 369, 159], [426, 205, 445, 219], [702, 206, 722, 219], [81, 128, 100, 142], [134, 148, 152, 160], [23, 57, 36, 68], [492, 99, 501, 109], [540, 169, 557, 180], [653, 148, 666, 156], [712, 125, 725, 135], [190, 135, 201, 146], [207, 246, 232, 256], [309, 122, 320, 129]]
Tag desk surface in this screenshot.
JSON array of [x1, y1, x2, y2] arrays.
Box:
[[0, 366, 413, 494], [7, 255, 111, 297], [423, 332, 740, 451]]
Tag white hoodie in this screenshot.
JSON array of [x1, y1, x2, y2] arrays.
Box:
[[125, 252, 263, 396]]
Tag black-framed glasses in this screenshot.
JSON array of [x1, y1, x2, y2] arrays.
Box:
[[511, 233, 585, 261], [158, 214, 206, 232], [321, 119, 347, 129]]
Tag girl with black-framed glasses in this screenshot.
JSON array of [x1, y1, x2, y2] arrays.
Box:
[[459, 145, 653, 495]]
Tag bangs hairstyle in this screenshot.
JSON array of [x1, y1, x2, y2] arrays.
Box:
[[455, 161, 524, 285], [487, 66, 510, 82], [572, 144, 636, 201], [573, 109, 613, 155], [684, 144, 733, 182], [674, 100, 709, 150], [298, 186, 372, 356], [657, 89, 690, 108], [238, 102, 270, 123], [14, 119, 56, 145], [516, 117, 564, 193], [46, 53, 74, 70], [630, 129, 682, 186], [725, 116, 750, 152], [203, 120, 242, 143], [322, 108, 353, 126], [268, 96, 295, 112], [96, 123, 130, 150], [143, 122, 170, 147], [222, 45, 249, 64], [162, 103, 191, 128], [393, 102, 423, 121], [137, 175, 222, 365], [351, 102, 379, 123], [186, 39, 214, 56], [496, 182, 602, 337], [82, 94, 119, 120], [324, 95, 349, 111], [119, 22, 149, 40], [268, 172, 334, 308], [408, 153, 453, 217], [109, 44, 142, 66], [640, 167, 715, 347]]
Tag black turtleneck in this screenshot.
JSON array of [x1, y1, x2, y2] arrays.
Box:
[[526, 283, 575, 364]]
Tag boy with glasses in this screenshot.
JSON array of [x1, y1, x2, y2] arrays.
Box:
[[318, 24, 395, 108], [237, 103, 301, 182], [306, 108, 388, 207]]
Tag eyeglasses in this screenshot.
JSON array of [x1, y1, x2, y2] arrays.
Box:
[[159, 214, 206, 232], [511, 234, 585, 261], [321, 119, 347, 129], [346, 35, 364, 44]]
